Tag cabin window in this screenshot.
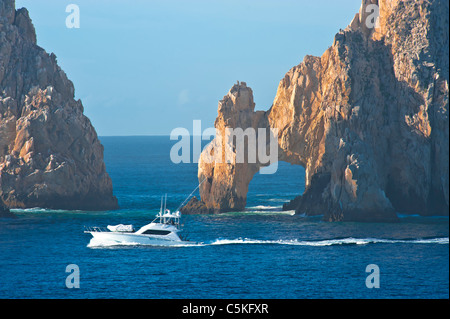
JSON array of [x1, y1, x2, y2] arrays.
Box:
[[143, 229, 171, 235]]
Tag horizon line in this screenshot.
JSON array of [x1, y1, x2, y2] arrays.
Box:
[[98, 134, 211, 137]]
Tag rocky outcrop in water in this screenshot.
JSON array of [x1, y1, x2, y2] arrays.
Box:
[[189, 0, 449, 222], [0, 198, 13, 217], [197, 81, 269, 213], [179, 196, 213, 215], [0, 0, 118, 210]]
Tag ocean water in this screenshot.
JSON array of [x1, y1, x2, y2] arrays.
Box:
[[0, 136, 448, 299]]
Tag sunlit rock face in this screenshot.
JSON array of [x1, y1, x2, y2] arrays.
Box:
[[0, 0, 118, 210], [191, 0, 448, 222]]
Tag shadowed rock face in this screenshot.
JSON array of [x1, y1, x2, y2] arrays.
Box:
[[190, 0, 449, 222], [179, 196, 213, 215], [0, 198, 14, 218], [0, 0, 118, 210]]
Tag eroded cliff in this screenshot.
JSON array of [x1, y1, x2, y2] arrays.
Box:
[[0, 0, 118, 210], [191, 0, 449, 221]]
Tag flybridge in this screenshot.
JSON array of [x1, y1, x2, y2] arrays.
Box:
[[152, 193, 181, 229]]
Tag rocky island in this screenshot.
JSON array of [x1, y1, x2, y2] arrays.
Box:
[[185, 0, 449, 222], [0, 0, 118, 212]]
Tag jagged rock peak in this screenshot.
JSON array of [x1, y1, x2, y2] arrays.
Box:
[[219, 81, 255, 113], [0, 0, 118, 210]]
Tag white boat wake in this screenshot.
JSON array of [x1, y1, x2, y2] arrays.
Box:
[[87, 236, 449, 248], [207, 237, 449, 246]]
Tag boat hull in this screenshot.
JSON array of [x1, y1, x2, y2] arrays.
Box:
[[87, 231, 195, 247]]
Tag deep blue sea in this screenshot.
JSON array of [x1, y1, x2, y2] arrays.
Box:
[[0, 136, 448, 299]]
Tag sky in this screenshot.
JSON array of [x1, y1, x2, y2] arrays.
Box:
[[16, 0, 361, 136]]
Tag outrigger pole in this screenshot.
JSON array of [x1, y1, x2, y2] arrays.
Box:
[[175, 178, 207, 212], [164, 193, 167, 212]]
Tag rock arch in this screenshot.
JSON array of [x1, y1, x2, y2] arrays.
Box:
[[192, 0, 449, 222]]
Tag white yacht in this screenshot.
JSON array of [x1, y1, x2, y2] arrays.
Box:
[[85, 195, 195, 247]]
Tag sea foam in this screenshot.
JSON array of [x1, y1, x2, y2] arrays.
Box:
[[87, 236, 449, 248], [207, 237, 450, 246]]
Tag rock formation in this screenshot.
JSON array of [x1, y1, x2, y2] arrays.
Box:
[[0, 0, 118, 210], [0, 198, 14, 217], [179, 196, 213, 215], [197, 81, 270, 213], [188, 0, 449, 221]]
